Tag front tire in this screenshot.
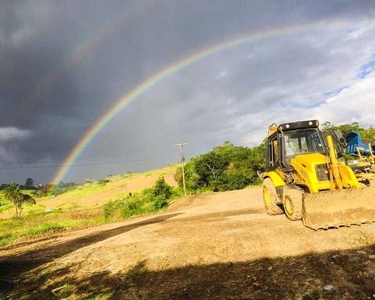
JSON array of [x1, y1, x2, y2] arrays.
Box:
[[283, 188, 303, 221], [262, 178, 283, 215]]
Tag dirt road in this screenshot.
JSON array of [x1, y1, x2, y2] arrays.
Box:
[[2, 187, 375, 299]]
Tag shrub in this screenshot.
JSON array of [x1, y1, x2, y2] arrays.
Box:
[[103, 178, 175, 221], [153, 177, 172, 199], [121, 197, 146, 218], [32, 189, 47, 198], [103, 199, 126, 221], [98, 179, 110, 186], [153, 195, 168, 210]]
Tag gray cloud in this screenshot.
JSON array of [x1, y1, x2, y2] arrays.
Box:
[[0, 127, 31, 143], [2, 0, 375, 183]]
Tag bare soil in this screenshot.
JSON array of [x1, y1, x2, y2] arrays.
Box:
[[0, 167, 178, 219], [43, 167, 178, 209], [2, 187, 375, 299]]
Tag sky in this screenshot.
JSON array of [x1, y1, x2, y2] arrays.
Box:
[[1, 0, 375, 185]]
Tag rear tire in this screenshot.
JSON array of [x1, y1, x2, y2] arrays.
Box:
[[262, 178, 283, 215], [283, 188, 303, 221]]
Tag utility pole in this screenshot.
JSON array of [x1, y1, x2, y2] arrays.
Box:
[[175, 142, 187, 196]]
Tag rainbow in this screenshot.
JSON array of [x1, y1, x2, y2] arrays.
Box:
[[50, 19, 348, 192]]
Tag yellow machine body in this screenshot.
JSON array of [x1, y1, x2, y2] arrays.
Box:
[[260, 120, 375, 229]]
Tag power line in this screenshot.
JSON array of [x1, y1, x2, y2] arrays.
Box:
[[0, 155, 179, 171]]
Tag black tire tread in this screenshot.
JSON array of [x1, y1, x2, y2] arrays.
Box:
[[263, 178, 283, 215], [283, 188, 303, 221]]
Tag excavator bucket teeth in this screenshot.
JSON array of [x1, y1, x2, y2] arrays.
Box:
[[302, 186, 375, 230]]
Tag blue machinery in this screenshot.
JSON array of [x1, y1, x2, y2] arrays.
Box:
[[346, 131, 375, 157]]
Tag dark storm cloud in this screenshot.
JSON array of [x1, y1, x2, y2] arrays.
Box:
[[1, 0, 375, 183], [0, 1, 150, 166], [0, 29, 85, 163]]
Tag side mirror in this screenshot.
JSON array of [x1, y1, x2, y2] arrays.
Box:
[[334, 130, 347, 147]]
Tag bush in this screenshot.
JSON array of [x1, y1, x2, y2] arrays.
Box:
[[121, 197, 147, 218], [154, 177, 172, 199], [103, 199, 127, 221], [153, 195, 168, 210], [175, 142, 265, 192], [103, 178, 175, 221], [104, 194, 150, 221], [32, 189, 47, 198], [98, 179, 110, 186]]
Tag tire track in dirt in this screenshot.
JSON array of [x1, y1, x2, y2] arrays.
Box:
[[2, 187, 375, 299]]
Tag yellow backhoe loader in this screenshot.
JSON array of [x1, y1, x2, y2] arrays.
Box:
[[258, 120, 375, 229]]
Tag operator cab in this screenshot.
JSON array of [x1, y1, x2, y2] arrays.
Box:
[[265, 120, 326, 171], [283, 129, 326, 164]]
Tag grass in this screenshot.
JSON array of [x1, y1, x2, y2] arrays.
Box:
[[0, 201, 13, 214], [0, 190, 43, 215], [0, 166, 180, 248], [56, 201, 80, 210], [0, 160, 256, 248], [103, 180, 183, 222], [27, 223, 67, 236], [0, 187, 175, 247], [0, 201, 46, 216], [51, 181, 113, 200], [0, 209, 104, 247]]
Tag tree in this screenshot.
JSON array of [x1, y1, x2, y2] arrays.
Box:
[[153, 177, 172, 199], [176, 141, 266, 192], [4, 183, 36, 217], [25, 177, 34, 189], [321, 121, 375, 140]]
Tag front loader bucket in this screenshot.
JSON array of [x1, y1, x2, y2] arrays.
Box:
[[302, 186, 375, 230]]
